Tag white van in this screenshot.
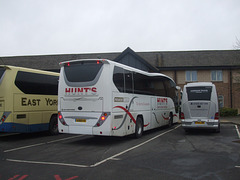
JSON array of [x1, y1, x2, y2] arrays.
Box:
[[181, 82, 220, 132]]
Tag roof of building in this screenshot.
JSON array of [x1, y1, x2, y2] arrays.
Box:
[[114, 47, 158, 72], [1, 48, 239, 71]]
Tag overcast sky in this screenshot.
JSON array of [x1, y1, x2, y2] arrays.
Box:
[[0, 0, 240, 57]]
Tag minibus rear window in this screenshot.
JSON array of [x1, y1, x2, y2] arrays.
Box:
[[64, 61, 103, 82], [187, 86, 212, 101]]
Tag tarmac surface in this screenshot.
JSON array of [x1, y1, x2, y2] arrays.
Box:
[[1, 118, 240, 179]]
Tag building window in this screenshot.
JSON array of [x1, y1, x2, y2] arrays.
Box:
[[186, 71, 197, 82], [218, 95, 224, 108], [211, 70, 222, 81]]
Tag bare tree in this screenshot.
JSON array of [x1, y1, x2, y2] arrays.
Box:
[[233, 37, 240, 49]]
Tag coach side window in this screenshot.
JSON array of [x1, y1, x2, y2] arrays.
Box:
[[150, 77, 166, 96], [113, 66, 134, 93], [113, 66, 124, 92], [164, 79, 176, 100], [15, 71, 58, 95], [133, 72, 153, 95], [124, 70, 133, 93]]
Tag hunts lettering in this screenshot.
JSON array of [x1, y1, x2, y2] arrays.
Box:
[[65, 87, 97, 96], [157, 98, 168, 108]]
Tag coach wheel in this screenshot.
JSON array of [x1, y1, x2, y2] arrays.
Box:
[[135, 116, 143, 138], [168, 113, 173, 127], [49, 115, 59, 135]]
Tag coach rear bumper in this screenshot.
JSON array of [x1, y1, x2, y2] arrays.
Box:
[[58, 111, 111, 135]]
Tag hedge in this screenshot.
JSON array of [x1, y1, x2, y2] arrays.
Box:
[[220, 107, 238, 117]]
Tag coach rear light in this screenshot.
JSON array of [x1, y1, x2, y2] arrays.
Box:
[[0, 112, 11, 125], [94, 112, 110, 127], [1, 115, 6, 121], [58, 112, 68, 126]]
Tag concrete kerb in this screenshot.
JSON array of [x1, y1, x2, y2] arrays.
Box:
[[220, 116, 240, 126]]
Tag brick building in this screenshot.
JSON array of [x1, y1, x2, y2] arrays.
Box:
[[1, 47, 240, 112]]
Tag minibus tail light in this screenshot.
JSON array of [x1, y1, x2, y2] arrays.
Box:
[[214, 112, 219, 120], [180, 112, 185, 119]]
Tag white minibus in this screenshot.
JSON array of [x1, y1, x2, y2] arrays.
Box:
[[58, 59, 179, 138], [181, 82, 220, 132]]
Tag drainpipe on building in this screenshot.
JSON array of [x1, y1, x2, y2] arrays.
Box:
[[174, 70, 177, 84]]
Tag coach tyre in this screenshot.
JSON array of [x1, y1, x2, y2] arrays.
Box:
[[135, 116, 143, 138], [168, 113, 173, 127], [49, 115, 59, 135]]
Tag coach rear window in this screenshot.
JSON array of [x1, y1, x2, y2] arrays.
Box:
[[64, 61, 103, 82]]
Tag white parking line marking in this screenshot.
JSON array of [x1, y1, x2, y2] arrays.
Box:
[[235, 125, 240, 139], [6, 125, 180, 168], [46, 135, 84, 143], [4, 135, 83, 153], [4, 143, 45, 153], [6, 159, 89, 168], [110, 158, 121, 161], [91, 125, 180, 167], [234, 125, 240, 169]]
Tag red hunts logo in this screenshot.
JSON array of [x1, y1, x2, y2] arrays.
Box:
[[65, 87, 97, 95], [157, 98, 168, 103], [157, 98, 168, 108]]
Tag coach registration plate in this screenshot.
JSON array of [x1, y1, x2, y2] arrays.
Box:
[[195, 121, 205, 124], [76, 119, 86, 123]]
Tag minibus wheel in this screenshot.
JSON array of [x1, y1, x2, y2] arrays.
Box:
[[135, 116, 143, 138], [215, 123, 221, 133], [49, 115, 59, 135]]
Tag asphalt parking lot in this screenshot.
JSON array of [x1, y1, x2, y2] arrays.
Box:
[[0, 123, 240, 180]]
